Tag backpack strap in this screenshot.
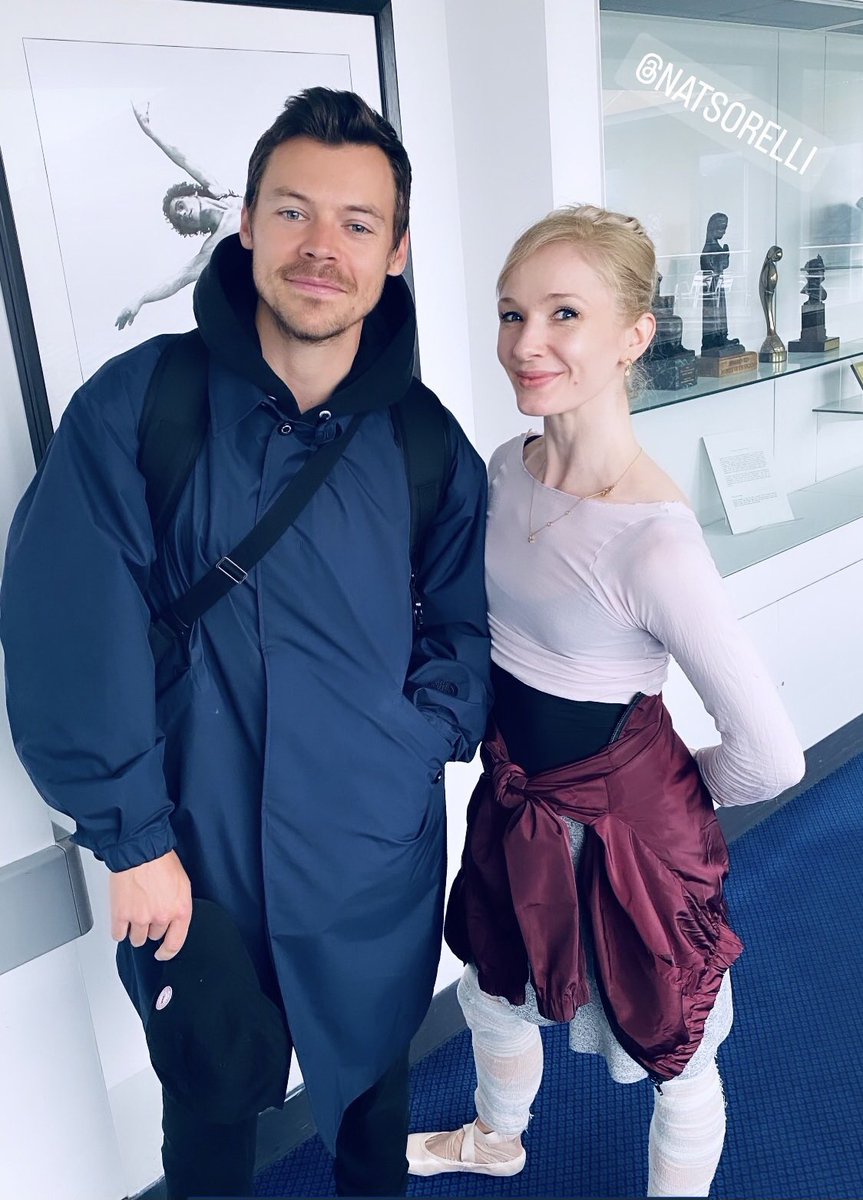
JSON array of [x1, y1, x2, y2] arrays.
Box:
[[153, 411, 367, 649], [391, 380, 453, 629], [138, 330, 209, 544], [139, 338, 453, 563], [138, 330, 363, 651], [392, 379, 451, 564], [139, 333, 453, 644]]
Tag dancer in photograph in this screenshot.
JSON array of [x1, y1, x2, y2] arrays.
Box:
[[408, 204, 804, 1197], [115, 101, 243, 328]]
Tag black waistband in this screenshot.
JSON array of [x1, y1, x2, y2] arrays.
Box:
[[490, 662, 630, 777]]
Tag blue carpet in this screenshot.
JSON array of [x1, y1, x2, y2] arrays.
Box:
[[255, 752, 863, 1198]]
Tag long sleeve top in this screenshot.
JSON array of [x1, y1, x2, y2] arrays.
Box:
[[486, 434, 805, 807]]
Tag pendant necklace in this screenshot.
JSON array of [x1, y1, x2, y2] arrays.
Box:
[[527, 446, 643, 543]]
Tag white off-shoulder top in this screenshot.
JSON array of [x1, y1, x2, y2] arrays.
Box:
[[486, 433, 805, 807]]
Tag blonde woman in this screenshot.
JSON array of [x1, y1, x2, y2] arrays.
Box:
[[407, 206, 804, 1197]]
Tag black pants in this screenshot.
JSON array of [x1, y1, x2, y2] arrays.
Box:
[[162, 1052, 410, 1199]]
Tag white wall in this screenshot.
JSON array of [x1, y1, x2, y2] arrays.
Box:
[[0, 309, 51, 868], [441, 0, 606, 462], [443, 0, 554, 460]]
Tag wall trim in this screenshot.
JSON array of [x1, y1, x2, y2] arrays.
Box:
[[134, 711, 862, 1199], [0, 824, 93, 977]]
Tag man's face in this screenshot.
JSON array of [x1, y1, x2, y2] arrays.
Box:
[[239, 137, 408, 345], [169, 194, 205, 235]]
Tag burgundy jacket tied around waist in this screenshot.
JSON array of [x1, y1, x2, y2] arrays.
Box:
[[444, 692, 743, 1081]]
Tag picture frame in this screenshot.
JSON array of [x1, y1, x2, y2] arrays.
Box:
[[0, 0, 400, 465], [851, 360, 863, 392]]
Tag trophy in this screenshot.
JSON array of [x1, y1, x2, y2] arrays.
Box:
[[696, 212, 757, 378], [758, 245, 787, 365], [788, 255, 839, 353], [641, 273, 698, 390]]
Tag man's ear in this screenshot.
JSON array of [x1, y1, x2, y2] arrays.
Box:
[[387, 229, 410, 277], [239, 205, 254, 251]]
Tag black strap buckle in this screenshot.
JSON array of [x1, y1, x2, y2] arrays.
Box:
[[216, 556, 248, 585], [153, 610, 191, 642]]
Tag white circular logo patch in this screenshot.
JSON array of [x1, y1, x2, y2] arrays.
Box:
[[155, 986, 173, 1011]]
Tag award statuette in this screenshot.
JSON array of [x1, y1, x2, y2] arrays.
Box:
[[696, 212, 758, 378], [641, 273, 698, 390], [788, 255, 840, 353], [758, 245, 787, 365]]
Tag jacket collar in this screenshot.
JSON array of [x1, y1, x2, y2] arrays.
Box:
[[207, 362, 271, 435], [193, 234, 417, 426]]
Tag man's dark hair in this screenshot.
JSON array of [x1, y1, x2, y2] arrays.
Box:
[[244, 88, 411, 249]]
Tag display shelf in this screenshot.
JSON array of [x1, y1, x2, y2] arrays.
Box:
[[813, 400, 863, 417], [631, 339, 863, 416], [703, 463, 863, 578]]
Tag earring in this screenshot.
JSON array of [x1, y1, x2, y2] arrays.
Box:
[[624, 359, 633, 379]]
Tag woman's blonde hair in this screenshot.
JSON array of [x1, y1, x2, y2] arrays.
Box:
[[497, 204, 658, 327]]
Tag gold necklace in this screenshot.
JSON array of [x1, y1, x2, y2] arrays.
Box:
[[527, 447, 643, 543]]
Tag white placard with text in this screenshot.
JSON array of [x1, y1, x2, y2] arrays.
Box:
[[702, 431, 795, 535]]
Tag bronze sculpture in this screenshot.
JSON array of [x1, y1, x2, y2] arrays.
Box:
[[758, 245, 787, 365], [788, 255, 839, 353], [697, 213, 757, 378], [641, 273, 698, 391]]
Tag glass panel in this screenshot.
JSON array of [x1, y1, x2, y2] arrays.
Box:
[[601, 13, 781, 369], [704, 463, 863, 577], [599, 11, 863, 569], [630, 336, 863, 414], [776, 29, 863, 348]]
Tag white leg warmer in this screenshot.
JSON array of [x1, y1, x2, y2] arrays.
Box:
[[457, 966, 544, 1137], [647, 1059, 727, 1197]]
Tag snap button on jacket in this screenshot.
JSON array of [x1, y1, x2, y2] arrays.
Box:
[[445, 692, 743, 1081]]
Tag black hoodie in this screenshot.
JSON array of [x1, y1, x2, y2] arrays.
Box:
[[192, 234, 418, 423]]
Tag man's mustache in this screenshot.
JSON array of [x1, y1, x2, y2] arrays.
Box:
[[279, 264, 354, 292]]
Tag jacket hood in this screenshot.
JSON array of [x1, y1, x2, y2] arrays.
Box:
[[192, 234, 417, 420]]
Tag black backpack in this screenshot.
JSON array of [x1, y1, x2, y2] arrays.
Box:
[[138, 330, 451, 648]]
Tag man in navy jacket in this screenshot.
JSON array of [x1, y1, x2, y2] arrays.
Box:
[[1, 89, 491, 1198]]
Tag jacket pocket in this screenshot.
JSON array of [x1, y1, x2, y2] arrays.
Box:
[[393, 693, 453, 778]]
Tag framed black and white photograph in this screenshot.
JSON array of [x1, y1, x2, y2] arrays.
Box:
[[0, 0, 398, 461]]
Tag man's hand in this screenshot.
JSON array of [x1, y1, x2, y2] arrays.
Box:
[[109, 850, 193, 961], [115, 303, 140, 330]]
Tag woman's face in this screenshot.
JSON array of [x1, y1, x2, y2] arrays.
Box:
[[497, 242, 636, 420]]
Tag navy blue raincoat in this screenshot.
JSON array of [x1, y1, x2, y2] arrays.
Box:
[[1, 236, 492, 1149]]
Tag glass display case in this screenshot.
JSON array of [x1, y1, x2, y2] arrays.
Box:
[[598, 2, 863, 573]]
